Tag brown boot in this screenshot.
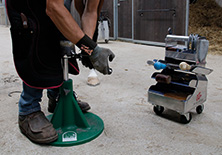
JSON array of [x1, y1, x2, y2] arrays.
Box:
[[19, 111, 58, 144], [77, 100, 91, 113], [48, 92, 91, 113]]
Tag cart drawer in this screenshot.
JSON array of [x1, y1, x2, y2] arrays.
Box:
[[148, 83, 195, 113]]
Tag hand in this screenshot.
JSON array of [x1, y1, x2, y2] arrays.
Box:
[[80, 50, 94, 69], [89, 46, 115, 75]]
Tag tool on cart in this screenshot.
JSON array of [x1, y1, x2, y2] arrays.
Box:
[[147, 34, 213, 124], [147, 60, 212, 75]]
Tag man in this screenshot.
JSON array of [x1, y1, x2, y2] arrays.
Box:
[[47, 0, 104, 114], [6, 0, 115, 144], [47, 0, 104, 115], [75, 0, 104, 86]]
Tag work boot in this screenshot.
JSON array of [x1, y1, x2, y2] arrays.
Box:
[[47, 92, 91, 113], [19, 111, 58, 144]]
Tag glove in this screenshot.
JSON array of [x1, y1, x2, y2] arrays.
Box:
[[89, 46, 115, 75], [80, 50, 94, 69], [76, 35, 115, 74]]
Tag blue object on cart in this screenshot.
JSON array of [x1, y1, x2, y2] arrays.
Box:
[[154, 62, 167, 70]]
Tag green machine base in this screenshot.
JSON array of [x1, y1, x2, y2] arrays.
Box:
[[47, 79, 104, 146]]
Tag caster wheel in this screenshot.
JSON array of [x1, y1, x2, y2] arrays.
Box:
[[180, 113, 192, 124], [196, 105, 204, 114], [153, 105, 164, 115], [105, 39, 109, 43]]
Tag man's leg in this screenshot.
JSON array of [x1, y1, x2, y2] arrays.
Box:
[[47, 88, 91, 113], [47, 88, 59, 113], [18, 82, 58, 144], [19, 83, 43, 115]]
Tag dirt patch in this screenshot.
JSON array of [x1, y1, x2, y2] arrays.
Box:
[[189, 0, 222, 55]]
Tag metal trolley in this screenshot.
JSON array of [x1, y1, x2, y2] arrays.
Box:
[[148, 34, 213, 123]]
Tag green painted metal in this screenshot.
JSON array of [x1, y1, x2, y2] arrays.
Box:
[[47, 79, 104, 146]]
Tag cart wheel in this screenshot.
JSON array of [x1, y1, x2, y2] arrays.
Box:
[[153, 105, 164, 115], [196, 105, 204, 114], [105, 39, 109, 43], [180, 113, 192, 124]]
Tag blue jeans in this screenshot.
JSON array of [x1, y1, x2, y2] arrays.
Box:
[[19, 82, 59, 115]]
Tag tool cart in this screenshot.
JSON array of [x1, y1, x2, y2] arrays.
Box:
[[147, 34, 213, 124]]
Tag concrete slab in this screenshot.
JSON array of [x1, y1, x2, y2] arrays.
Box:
[[0, 26, 222, 154]]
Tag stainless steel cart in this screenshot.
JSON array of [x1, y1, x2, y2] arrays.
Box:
[[148, 34, 213, 123]]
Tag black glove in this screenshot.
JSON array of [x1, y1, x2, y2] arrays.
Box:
[[80, 50, 94, 69], [76, 35, 115, 75], [89, 46, 115, 75]]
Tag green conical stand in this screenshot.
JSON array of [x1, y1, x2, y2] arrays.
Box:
[[47, 41, 104, 146], [47, 79, 104, 146]]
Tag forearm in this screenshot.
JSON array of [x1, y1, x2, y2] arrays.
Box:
[[46, 0, 84, 44], [81, 0, 101, 39], [81, 12, 98, 39]]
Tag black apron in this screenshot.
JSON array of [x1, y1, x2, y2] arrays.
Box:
[[6, 0, 79, 89]]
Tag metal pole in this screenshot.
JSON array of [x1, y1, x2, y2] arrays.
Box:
[[113, 0, 118, 39], [132, 0, 134, 40], [63, 55, 69, 81], [185, 0, 189, 36]]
